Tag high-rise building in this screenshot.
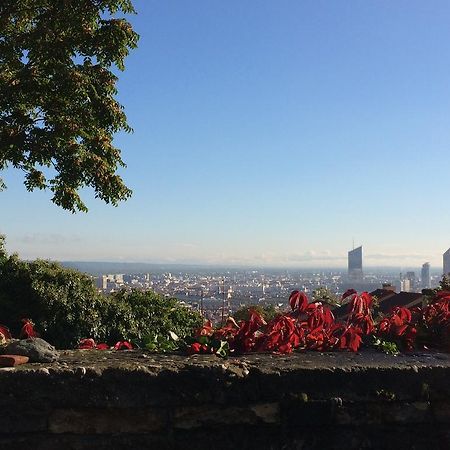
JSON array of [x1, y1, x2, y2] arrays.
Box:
[[443, 248, 450, 277], [421, 263, 431, 289], [400, 278, 411, 293], [406, 271, 416, 292], [348, 246, 363, 280]]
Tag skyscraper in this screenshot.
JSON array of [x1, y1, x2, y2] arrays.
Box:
[[443, 248, 450, 277], [348, 246, 363, 280], [421, 262, 431, 289], [406, 271, 416, 292]]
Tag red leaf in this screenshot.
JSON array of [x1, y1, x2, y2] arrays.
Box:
[[187, 342, 202, 354], [0, 325, 12, 340], [214, 317, 239, 340], [346, 293, 374, 335], [339, 326, 362, 352], [195, 320, 214, 338], [114, 341, 133, 350], [78, 338, 96, 349], [20, 319, 39, 338], [277, 343, 293, 354], [96, 343, 109, 350], [342, 289, 357, 300], [289, 290, 308, 313]]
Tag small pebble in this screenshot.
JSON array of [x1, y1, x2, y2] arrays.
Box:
[[76, 367, 86, 376]]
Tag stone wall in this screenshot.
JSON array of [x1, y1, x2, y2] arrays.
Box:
[[0, 350, 449, 449]]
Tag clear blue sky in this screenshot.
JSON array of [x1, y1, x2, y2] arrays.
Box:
[[2, 0, 450, 268]]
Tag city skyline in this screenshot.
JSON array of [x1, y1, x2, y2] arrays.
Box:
[[3, 1, 450, 266], [3, 238, 450, 274]]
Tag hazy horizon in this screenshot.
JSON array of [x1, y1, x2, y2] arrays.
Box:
[[48, 258, 448, 276]]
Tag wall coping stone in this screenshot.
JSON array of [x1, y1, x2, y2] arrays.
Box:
[[0, 350, 449, 449]]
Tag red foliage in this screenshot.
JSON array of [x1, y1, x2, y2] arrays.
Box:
[[194, 320, 214, 338], [289, 290, 308, 313], [187, 342, 202, 354], [338, 325, 362, 352], [214, 317, 239, 340], [95, 343, 110, 350], [342, 289, 357, 301], [78, 338, 96, 349], [187, 342, 211, 354], [378, 306, 417, 350], [423, 293, 450, 350], [231, 309, 267, 353], [20, 318, 39, 338], [67, 290, 450, 357], [346, 292, 375, 335], [114, 341, 133, 350], [78, 339, 132, 350], [258, 315, 302, 354], [0, 325, 12, 340], [209, 291, 375, 355]]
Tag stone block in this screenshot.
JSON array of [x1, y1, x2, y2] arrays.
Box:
[[49, 408, 167, 434], [0, 412, 47, 433], [433, 402, 450, 423], [173, 405, 256, 429]]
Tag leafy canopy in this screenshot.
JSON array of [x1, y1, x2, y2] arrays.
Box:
[[0, 0, 139, 212]]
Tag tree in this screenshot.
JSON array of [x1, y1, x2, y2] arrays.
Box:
[[0, 0, 139, 212], [233, 304, 279, 322], [312, 287, 340, 306], [0, 234, 6, 263]]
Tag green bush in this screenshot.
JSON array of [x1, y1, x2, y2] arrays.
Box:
[[233, 304, 279, 322], [0, 237, 202, 349], [0, 255, 106, 347], [104, 289, 202, 345]]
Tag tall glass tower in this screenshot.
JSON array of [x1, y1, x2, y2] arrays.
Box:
[[444, 248, 450, 277], [421, 262, 431, 289], [348, 246, 363, 280]]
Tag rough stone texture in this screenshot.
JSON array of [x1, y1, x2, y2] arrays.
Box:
[[2, 338, 59, 362], [0, 350, 449, 449]]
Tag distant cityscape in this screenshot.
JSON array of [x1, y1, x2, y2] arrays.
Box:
[[62, 246, 450, 324]]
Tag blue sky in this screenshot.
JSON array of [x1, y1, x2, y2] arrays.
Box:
[[2, 0, 450, 268]]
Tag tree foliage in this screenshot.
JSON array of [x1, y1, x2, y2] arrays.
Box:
[[107, 290, 202, 345], [0, 0, 139, 212], [312, 286, 340, 306], [233, 304, 279, 322], [0, 237, 202, 348]]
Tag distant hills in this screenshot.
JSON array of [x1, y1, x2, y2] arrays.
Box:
[[59, 261, 440, 276], [60, 261, 217, 275]]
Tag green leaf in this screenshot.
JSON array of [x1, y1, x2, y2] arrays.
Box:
[[215, 341, 230, 358]]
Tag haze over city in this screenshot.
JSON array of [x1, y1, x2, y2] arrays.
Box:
[[2, 1, 450, 268]]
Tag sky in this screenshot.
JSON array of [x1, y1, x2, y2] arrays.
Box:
[[2, 0, 450, 269]]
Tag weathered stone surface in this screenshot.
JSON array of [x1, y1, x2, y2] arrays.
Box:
[[49, 408, 167, 434], [0, 411, 47, 433], [433, 402, 450, 423], [0, 350, 448, 449], [2, 338, 59, 362]]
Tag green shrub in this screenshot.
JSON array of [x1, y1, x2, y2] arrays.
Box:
[[0, 255, 108, 348], [0, 238, 202, 349], [107, 290, 202, 345], [233, 304, 279, 322]]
